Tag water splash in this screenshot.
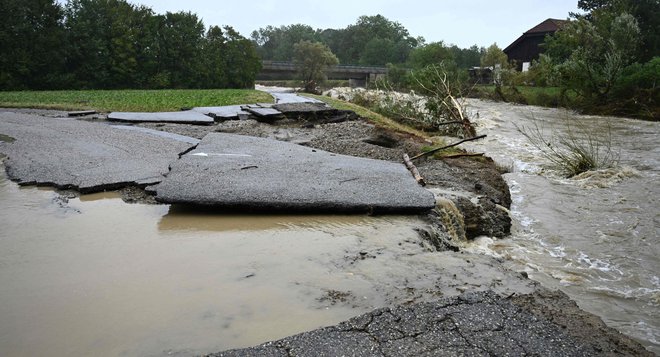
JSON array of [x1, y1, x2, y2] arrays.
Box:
[[569, 166, 641, 189], [435, 196, 467, 243]]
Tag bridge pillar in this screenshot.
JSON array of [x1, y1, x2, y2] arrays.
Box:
[[349, 78, 367, 88]]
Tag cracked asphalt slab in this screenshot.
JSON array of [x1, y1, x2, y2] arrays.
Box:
[[107, 110, 215, 125], [208, 289, 652, 357], [155, 132, 436, 213], [0, 112, 194, 193]]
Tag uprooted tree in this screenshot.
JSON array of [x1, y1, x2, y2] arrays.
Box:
[[411, 63, 477, 138]]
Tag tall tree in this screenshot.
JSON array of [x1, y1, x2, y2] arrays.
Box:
[[545, 11, 641, 103], [223, 26, 262, 88], [338, 14, 419, 65], [408, 42, 454, 69], [480, 43, 508, 69], [64, 0, 154, 88], [576, 0, 659, 61], [0, 0, 65, 89], [250, 24, 319, 61], [293, 40, 338, 92], [155, 11, 205, 88], [449, 45, 484, 69], [202, 25, 228, 88]]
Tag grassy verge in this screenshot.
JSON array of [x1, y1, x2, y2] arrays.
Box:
[[306, 93, 491, 158], [301, 93, 432, 140], [0, 89, 274, 112]]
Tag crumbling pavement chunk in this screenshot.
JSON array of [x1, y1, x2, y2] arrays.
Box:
[[155, 132, 436, 213]]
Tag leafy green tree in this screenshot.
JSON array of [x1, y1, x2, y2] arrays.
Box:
[[250, 15, 420, 66], [202, 25, 229, 88], [408, 42, 454, 69], [0, 0, 66, 89], [251, 24, 319, 61], [155, 11, 205, 88], [129, 6, 160, 88], [293, 40, 338, 92], [480, 43, 508, 69], [222, 26, 262, 88], [545, 12, 640, 103], [360, 37, 411, 65], [449, 45, 484, 69], [576, 0, 659, 62], [64, 0, 151, 88], [339, 15, 419, 65], [64, 0, 110, 88]]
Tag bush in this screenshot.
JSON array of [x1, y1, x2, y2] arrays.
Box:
[[516, 116, 619, 177]]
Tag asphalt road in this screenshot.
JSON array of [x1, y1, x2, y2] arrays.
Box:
[[0, 112, 193, 192], [210, 289, 652, 357], [155, 132, 436, 213]]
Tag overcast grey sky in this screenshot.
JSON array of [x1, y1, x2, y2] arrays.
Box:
[[125, 0, 579, 48]]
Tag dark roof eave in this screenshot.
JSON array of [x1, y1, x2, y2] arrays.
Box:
[[504, 32, 553, 54], [503, 34, 525, 54]]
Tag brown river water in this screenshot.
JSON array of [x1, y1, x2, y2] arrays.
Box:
[[462, 99, 659, 354]]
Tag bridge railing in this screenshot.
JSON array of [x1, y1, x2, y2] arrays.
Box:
[[261, 60, 387, 74]]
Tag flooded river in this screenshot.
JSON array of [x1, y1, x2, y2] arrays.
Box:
[[463, 100, 659, 354]]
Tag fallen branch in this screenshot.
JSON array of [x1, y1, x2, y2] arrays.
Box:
[[440, 153, 485, 159], [403, 153, 426, 186], [410, 134, 487, 161]]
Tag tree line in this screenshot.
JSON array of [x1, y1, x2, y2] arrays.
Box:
[[251, 15, 488, 70], [0, 0, 261, 90]]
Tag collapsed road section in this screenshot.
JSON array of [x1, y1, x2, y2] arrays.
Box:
[[155, 132, 436, 213]]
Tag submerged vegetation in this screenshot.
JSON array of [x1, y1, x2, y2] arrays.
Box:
[[516, 117, 620, 177]]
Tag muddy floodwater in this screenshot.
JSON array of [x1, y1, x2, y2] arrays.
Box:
[[463, 100, 659, 354], [0, 165, 533, 357], [0, 177, 401, 355]]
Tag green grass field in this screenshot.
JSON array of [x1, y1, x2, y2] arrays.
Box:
[[0, 89, 274, 112]]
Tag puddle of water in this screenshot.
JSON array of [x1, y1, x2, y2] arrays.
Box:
[[0, 168, 437, 356]]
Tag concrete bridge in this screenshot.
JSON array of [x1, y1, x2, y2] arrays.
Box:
[[258, 61, 387, 87]]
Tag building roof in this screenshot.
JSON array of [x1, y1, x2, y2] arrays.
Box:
[[504, 18, 569, 54], [525, 18, 568, 34]]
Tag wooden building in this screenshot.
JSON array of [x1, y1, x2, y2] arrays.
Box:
[[504, 18, 568, 71]]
